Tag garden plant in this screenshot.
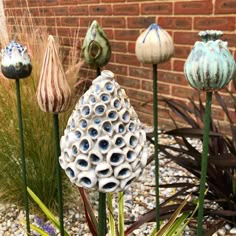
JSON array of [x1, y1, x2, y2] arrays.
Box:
[[0, 2, 236, 236]]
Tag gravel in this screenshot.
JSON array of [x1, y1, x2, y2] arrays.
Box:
[[0, 130, 234, 235]]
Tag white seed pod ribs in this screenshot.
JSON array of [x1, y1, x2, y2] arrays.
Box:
[[60, 70, 149, 193]]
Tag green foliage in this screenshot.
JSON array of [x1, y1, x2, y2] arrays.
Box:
[[157, 91, 236, 232]]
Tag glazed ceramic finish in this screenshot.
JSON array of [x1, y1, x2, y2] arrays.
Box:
[[135, 23, 174, 64], [60, 70, 148, 193], [36, 35, 71, 113], [184, 30, 236, 91], [82, 20, 111, 67], [1, 40, 32, 79]]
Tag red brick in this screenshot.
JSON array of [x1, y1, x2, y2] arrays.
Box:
[[69, 6, 89, 15], [41, 0, 58, 6], [102, 17, 126, 28], [54, 6, 68, 16], [39, 7, 54, 16], [158, 17, 192, 30], [79, 17, 102, 28], [142, 80, 170, 94], [174, 31, 200, 45], [110, 41, 127, 53], [114, 29, 139, 41], [61, 17, 79, 27], [157, 60, 172, 70], [215, 0, 236, 14], [57, 27, 71, 37], [115, 53, 140, 66], [116, 75, 141, 89], [172, 85, 196, 99], [173, 59, 185, 72], [59, 0, 78, 4], [113, 4, 139, 16], [159, 71, 188, 86], [89, 5, 112, 15], [101, 0, 125, 2], [141, 2, 172, 15], [45, 17, 61, 26], [194, 17, 235, 31], [126, 88, 153, 102], [221, 34, 236, 48], [105, 63, 128, 76], [78, 0, 99, 3], [174, 1, 213, 14], [174, 45, 191, 59], [128, 42, 135, 54], [127, 17, 155, 29], [129, 67, 152, 80]]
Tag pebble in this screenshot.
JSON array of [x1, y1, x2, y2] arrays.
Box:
[[0, 130, 234, 235]]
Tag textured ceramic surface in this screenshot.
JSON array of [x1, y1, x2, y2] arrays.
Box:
[[1, 40, 32, 79], [135, 23, 174, 64], [82, 20, 111, 68], [59, 70, 148, 193], [37, 35, 71, 113], [184, 30, 236, 91]]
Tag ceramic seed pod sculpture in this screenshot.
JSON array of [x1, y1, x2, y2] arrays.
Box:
[[60, 70, 148, 193], [82, 20, 111, 67], [1, 40, 32, 79], [37, 35, 71, 113], [135, 23, 174, 64], [184, 30, 236, 91]]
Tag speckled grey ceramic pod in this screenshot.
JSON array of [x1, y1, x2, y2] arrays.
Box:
[[60, 70, 148, 193]]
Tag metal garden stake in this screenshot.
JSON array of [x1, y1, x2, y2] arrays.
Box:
[[135, 23, 174, 230], [184, 30, 236, 236], [1, 40, 32, 234]]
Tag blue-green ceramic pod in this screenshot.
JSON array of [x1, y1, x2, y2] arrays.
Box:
[[1, 40, 32, 79], [184, 30, 236, 91], [82, 20, 111, 67]]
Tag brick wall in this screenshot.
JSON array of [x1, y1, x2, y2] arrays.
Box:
[[3, 0, 236, 129]]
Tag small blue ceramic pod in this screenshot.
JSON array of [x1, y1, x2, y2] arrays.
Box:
[[65, 163, 78, 183], [97, 136, 112, 154], [106, 109, 118, 122], [94, 103, 107, 116], [114, 162, 132, 180], [124, 133, 138, 148], [113, 134, 126, 148], [98, 176, 119, 193], [119, 108, 130, 123], [120, 173, 136, 191], [75, 154, 91, 171], [89, 150, 104, 164], [107, 148, 125, 166], [80, 104, 92, 118], [111, 98, 122, 110], [88, 125, 100, 140], [123, 147, 137, 162], [101, 120, 113, 136], [95, 161, 113, 178], [76, 169, 97, 189], [79, 137, 93, 154]]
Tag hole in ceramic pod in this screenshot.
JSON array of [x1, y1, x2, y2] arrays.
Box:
[[101, 70, 114, 80], [123, 147, 137, 162], [101, 120, 113, 136], [111, 98, 121, 110], [78, 95, 85, 107], [79, 118, 88, 130], [140, 146, 148, 168], [117, 88, 126, 97], [107, 148, 125, 166], [120, 173, 136, 190], [125, 133, 138, 148], [88, 125, 100, 139], [65, 131, 78, 148], [113, 134, 126, 148], [89, 150, 103, 164], [92, 116, 103, 125], [59, 155, 68, 169], [98, 177, 119, 193], [97, 136, 111, 154], [115, 122, 126, 134], [65, 163, 78, 183], [79, 137, 93, 154], [100, 92, 111, 104], [77, 170, 97, 189], [94, 103, 106, 116], [127, 121, 136, 132], [131, 159, 141, 171], [95, 84, 101, 94], [64, 149, 76, 162], [107, 109, 118, 121], [74, 129, 84, 140], [75, 154, 91, 171], [89, 94, 96, 104], [119, 108, 130, 123], [104, 81, 115, 93], [71, 142, 80, 156], [114, 162, 132, 180], [95, 161, 113, 178], [80, 104, 92, 118]]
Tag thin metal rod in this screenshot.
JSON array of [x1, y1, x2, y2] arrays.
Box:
[[53, 113, 65, 236], [197, 91, 213, 236], [152, 64, 160, 230], [15, 79, 30, 234]]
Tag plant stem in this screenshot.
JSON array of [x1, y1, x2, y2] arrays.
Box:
[[107, 193, 115, 236], [15, 79, 30, 234], [96, 66, 107, 236], [118, 192, 124, 236], [152, 64, 160, 230], [197, 91, 213, 236], [53, 114, 65, 236]]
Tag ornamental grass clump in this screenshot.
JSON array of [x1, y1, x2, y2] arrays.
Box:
[[183, 30, 235, 236]]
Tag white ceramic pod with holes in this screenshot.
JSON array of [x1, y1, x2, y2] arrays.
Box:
[[76, 169, 97, 189]]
